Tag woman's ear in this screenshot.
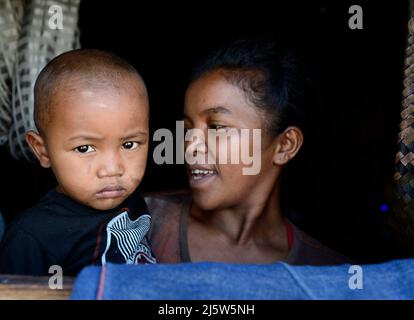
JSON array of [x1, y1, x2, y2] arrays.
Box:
[[273, 126, 304, 166], [25, 131, 51, 168]]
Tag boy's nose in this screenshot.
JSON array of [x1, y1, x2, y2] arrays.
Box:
[[97, 151, 124, 178]]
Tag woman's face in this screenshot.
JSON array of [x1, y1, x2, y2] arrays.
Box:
[[183, 70, 278, 210]]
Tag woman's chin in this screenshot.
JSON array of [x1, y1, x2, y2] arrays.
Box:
[[191, 190, 242, 212], [191, 191, 222, 211]]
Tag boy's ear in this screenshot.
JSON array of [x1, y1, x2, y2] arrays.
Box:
[[272, 126, 304, 166], [25, 131, 51, 168]]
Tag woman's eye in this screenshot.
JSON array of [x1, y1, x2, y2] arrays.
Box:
[[74, 145, 95, 154], [208, 124, 227, 130], [122, 141, 139, 150]]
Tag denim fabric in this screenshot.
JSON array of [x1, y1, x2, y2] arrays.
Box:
[[71, 264, 101, 299], [71, 259, 414, 300]]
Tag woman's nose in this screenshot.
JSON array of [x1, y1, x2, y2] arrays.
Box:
[[185, 128, 208, 164]]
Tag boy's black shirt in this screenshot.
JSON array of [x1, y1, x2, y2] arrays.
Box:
[[0, 188, 155, 276]]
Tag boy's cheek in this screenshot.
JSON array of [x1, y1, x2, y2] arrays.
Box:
[[131, 151, 148, 173], [129, 166, 146, 185]]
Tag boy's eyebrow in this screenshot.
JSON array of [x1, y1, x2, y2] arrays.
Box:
[[66, 131, 148, 142], [67, 134, 104, 142], [122, 131, 148, 140]]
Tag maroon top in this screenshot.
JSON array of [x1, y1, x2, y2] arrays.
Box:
[[146, 192, 351, 265]]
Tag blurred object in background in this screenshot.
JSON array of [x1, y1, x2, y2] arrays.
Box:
[[0, 0, 81, 162], [0, 0, 23, 147], [0, 209, 4, 241], [393, 0, 414, 252]]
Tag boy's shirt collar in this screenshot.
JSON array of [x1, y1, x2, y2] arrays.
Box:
[[43, 187, 148, 217]]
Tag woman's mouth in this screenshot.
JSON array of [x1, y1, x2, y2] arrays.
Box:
[[96, 186, 126, 199], [188, 168, 218, 187]]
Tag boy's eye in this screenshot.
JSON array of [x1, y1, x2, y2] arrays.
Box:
[[122, 141, 139, 150], [74, 145, 95, 154]]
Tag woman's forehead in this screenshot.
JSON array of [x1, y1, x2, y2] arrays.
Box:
[[185, 72, 257, 115]]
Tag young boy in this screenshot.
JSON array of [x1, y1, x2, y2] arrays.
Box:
[[0, 49, 156, 276]]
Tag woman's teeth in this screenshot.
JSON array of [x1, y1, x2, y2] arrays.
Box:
[[191, 169, 216, 175]]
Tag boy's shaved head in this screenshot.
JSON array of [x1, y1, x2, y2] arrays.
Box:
[[34, 49, 148, 135]]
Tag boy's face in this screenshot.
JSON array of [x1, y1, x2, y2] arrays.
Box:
[[28, 82, 149, 210]]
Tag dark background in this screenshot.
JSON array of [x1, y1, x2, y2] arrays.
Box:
[[0, 0, 409, 263]]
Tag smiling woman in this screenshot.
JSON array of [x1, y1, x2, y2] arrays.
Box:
[[146, 39, 352, 265], [152, 120, 262, 175]]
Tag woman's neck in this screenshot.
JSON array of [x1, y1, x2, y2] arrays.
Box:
[[190, 183, 286, 246]]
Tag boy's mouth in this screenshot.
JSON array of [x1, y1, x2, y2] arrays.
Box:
[[96, 185, 126, 199]]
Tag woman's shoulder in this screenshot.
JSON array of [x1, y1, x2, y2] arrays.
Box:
[[286, 221, 353, 266], [144, 189, 191, 219], [144, 190, 191, 263]]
